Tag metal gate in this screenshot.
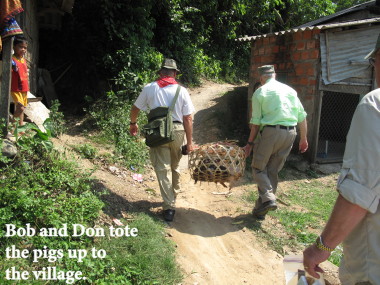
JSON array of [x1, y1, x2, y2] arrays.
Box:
[[316, 91, 361, 163]]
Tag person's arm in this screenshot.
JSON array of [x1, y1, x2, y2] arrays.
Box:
[[243, 124, 260, 158], [129, 105, 140, 136], [183, 114, 193, 152], [298, 118, 308, 153], [303, 194, 368, 278]]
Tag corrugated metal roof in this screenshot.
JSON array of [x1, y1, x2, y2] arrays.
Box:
[[236, 17, 380, 42]]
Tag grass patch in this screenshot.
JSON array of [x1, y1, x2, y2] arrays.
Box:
[[243, 168, 342, 265], [71, 143, 98, 159], [94, 214, 182, 284], [0, 123, 182, 284]]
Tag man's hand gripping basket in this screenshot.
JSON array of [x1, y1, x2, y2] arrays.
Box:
[[189, 141, 245, 188]]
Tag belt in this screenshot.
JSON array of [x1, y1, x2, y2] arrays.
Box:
[[173, 121, 182, 124], [266, 125, 295, 130]]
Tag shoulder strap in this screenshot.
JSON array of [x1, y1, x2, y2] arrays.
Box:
[[169, 85, 181, 112]]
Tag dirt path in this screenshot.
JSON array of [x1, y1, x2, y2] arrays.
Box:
[[169, 82, 285, 284], [56, 81, 339, 285]]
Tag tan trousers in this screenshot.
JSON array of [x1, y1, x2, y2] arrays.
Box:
[[149, 123, 185, 210], [251, 126, 297, 204], [339, 203, 380, 285]]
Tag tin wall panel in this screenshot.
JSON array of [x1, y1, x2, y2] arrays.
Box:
[[320, 26, 380, 87]]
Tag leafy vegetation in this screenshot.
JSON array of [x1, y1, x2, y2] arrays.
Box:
[[36, 0, 368, 174], [38, 0, 369, 112], [49, 100, 68, 137], [71, 143, 98, 159], [0, 120, 181, 284], [88, 91, 149, 171]]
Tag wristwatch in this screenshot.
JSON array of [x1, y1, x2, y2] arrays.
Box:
[[247, 141, 254, 146], [130, 122, 137, 125], [315, 236, 334, 252]]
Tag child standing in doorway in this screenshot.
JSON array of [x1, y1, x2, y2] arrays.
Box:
[[11, 35, 29, 127]]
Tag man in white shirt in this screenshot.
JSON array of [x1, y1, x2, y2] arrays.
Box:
[[129, 58, 195, 222]]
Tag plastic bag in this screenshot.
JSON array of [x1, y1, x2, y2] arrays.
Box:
[[283, 255, 325, 285]]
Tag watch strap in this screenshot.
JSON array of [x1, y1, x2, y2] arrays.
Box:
[[315, 236, 334, 252]]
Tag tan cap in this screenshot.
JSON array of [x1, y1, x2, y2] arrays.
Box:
[[258, 65, 275, 75], [161, 58, 180, 71], [365, 33, 380, 59]]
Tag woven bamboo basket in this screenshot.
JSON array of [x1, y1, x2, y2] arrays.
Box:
[[189, 141, 245, 186]]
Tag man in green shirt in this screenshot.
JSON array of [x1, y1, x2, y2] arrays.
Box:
[[244, 65, 308, 220]]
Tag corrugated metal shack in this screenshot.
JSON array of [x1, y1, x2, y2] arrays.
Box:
[[238, 0, 380, 163]]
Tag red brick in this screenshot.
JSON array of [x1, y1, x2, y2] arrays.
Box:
[[309, 79, 317, 85], [297, 41, 306, 50], [299, 77, 308, 86], [306, 40, 316, 49], [307, 87, 315, 95], [309, 49, 319, 59], [259, 47, 265, 55], [288, 78, 298, 86], [294, 32, 303, 41], [301, 51, 309, 60], [304, 62, 314, 70], [296, 62, 313, 75], [307, 67, 315, 76], [263, 37, 270, 45], [269, 36, 276, 44], [292, 52, 301, 61], [272, 45, 280, 53], [303, 30, 312, 40], [279, 63, 286, 70], [312, 29, 321, 35], [261, 55, 272, 63], [294, 87, 304, 94], [295, 65, 304, 76], [265, 46, 274, 55]]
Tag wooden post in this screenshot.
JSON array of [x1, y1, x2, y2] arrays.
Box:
[[0, 36, 13, 138]]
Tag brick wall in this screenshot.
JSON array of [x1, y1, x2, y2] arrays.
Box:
[[247, 29, 321, 157]]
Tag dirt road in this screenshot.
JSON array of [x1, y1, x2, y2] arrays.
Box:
[[168, 81, 285, 284], [57, 81, 338, 285]]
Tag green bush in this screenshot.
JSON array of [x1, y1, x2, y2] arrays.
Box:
[[103, 46, 163, 101], [0, 152, 104, 246], [72, 143, 98, 159], [0, 122, 181, 284], [49, 100, 67, 137], [89, 91, 149, 171]]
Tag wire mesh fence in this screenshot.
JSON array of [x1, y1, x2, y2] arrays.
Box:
[[316, 90, 361, 162]]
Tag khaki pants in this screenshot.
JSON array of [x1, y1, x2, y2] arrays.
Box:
[[339, 204, 380, 285], [149, 123, 185, 210], [251, 126, 296, 204]]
